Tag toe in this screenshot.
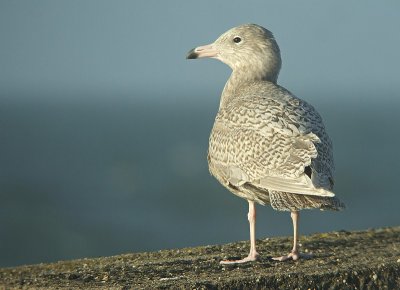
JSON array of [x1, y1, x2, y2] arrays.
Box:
[[220, 254, 259, 264], [272, 251, 312, 262], [272, 252, 296, 262], [272, 255, 290, 262]]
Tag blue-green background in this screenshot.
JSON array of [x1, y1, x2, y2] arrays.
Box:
[[1, 1, 399, 267]]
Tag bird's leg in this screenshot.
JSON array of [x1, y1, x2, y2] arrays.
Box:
[[248, 200, 259, 260], [273, 210, 311, 261], [220, 200, 259, 264]]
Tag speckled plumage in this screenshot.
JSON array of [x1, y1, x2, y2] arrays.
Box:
[[208, 81, 344, 211]]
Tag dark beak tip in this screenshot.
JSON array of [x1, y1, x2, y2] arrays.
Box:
[[186, 48, 198, 59]]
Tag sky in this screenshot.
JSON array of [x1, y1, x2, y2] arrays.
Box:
[[1, 1, 400, 101]]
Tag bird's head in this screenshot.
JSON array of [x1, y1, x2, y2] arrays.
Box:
[[187, 24, 282, 83]]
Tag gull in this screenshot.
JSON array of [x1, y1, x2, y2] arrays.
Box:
[[187, 24, 344, 264]]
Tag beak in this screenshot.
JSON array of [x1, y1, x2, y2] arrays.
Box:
[[186, 44, 218, 59]]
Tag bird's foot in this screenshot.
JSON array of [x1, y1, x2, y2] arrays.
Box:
[[272, 250, 313, 262], [220, 251, 259, 265]]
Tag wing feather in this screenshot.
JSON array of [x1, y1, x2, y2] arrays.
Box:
[[208, 84, 335, 197]]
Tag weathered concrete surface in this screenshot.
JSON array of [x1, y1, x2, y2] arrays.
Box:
[[1, 227, 399, 289]]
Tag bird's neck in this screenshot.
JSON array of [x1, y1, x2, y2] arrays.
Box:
[[219, 69, 278, 109]]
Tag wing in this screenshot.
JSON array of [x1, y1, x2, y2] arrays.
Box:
[[208, 84, 335, 197]]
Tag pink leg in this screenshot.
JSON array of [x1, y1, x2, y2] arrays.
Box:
[[273, 211, 311, 261], [220, 201, 259, 264]]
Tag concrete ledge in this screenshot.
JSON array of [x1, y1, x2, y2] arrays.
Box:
[[1, 227, 400, 289]]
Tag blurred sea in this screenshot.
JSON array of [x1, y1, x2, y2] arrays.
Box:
[[1, 90, 399, 267]]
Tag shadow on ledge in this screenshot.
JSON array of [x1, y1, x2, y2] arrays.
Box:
[[1, 227, 400, 289]]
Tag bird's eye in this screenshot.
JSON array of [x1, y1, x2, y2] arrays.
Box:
[[233, 37, 242, 43]]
